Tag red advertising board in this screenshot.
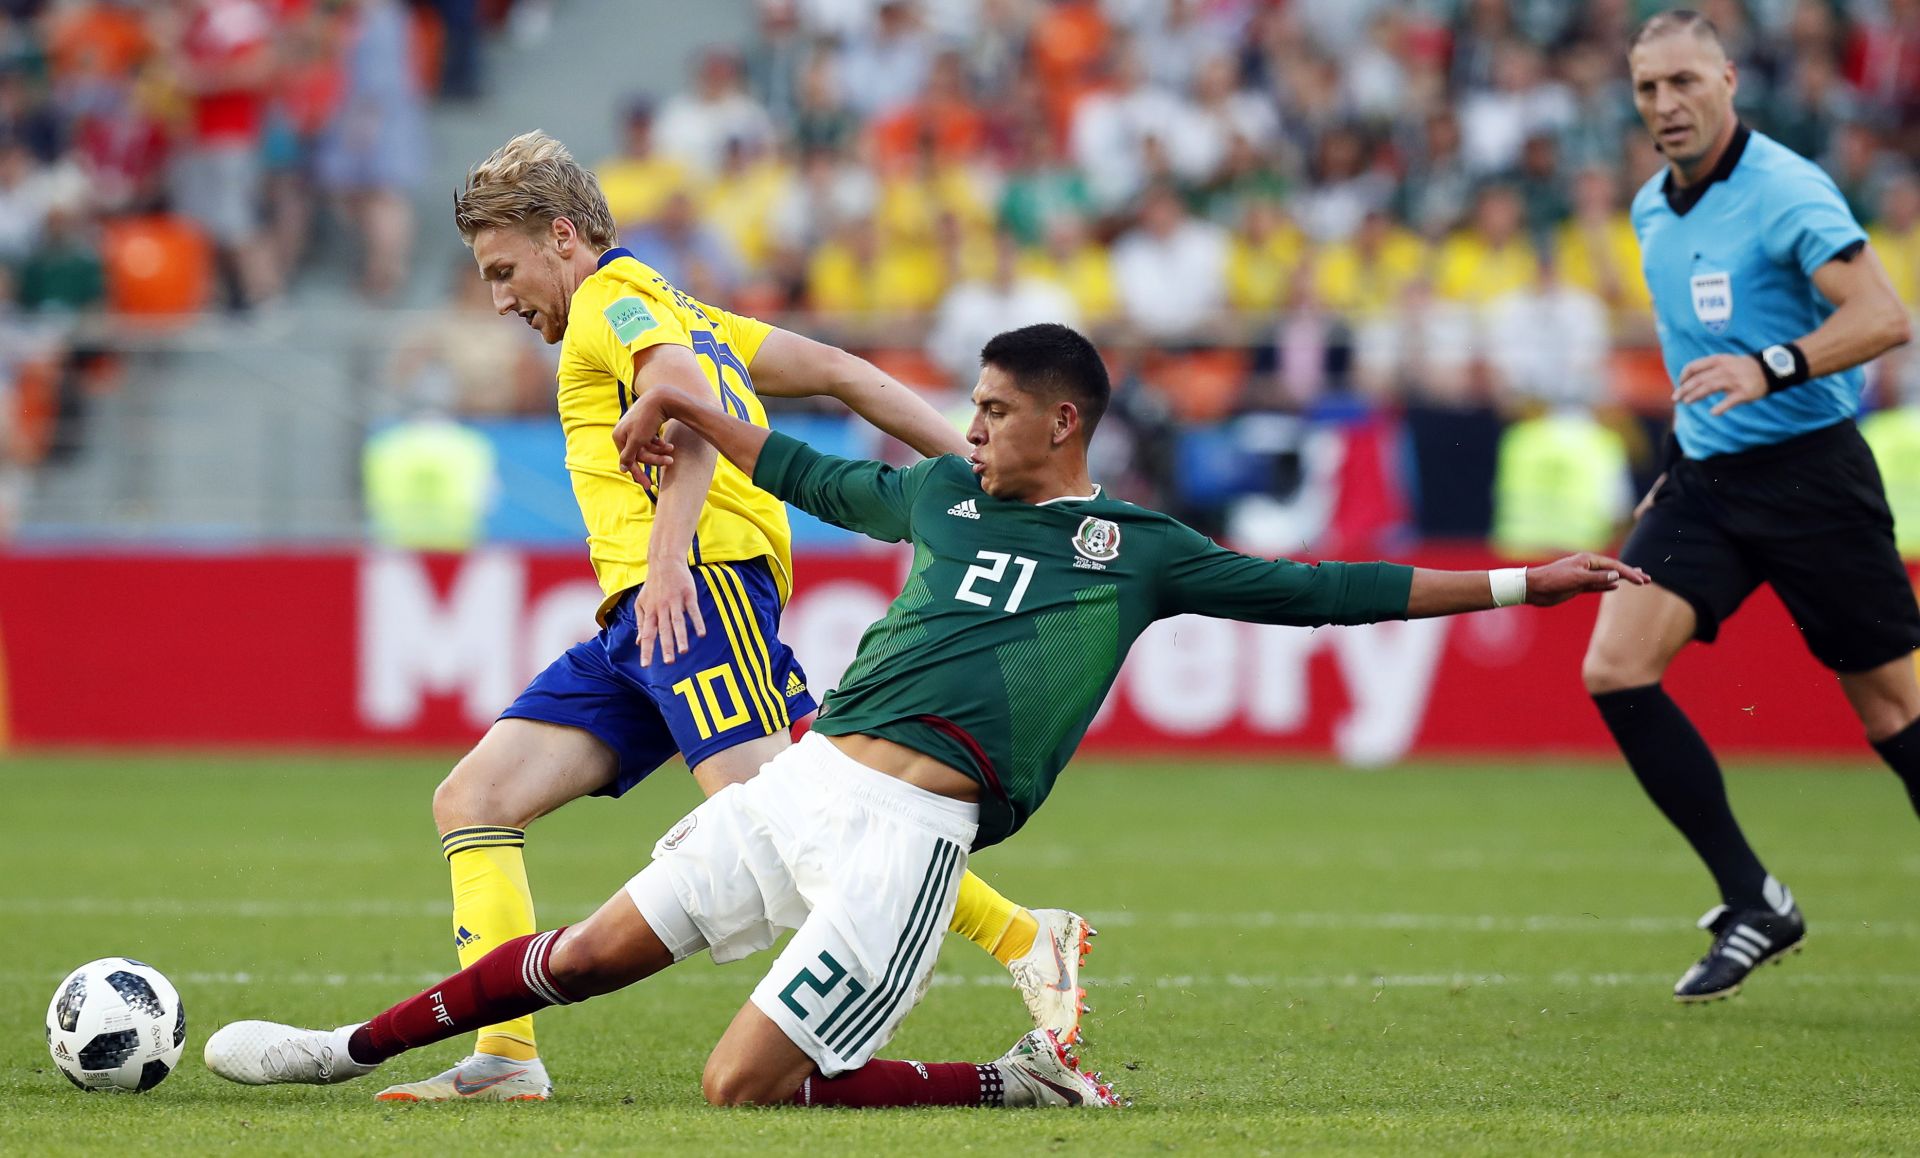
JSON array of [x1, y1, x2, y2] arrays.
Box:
[[1, 548, 1908, 759]]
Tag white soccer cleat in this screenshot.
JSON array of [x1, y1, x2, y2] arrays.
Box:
[[375, 1053, 552, 1102], [994, 1029, 1123, 1108], [1008, 908, 1095, 1045], [204, 1020, 377, 1086]]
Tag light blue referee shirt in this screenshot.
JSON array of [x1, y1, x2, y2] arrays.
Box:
[[1631, 125, 1869, 459]]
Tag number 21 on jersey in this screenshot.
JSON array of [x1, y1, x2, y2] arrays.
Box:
[[955, 550, 1037, 613]]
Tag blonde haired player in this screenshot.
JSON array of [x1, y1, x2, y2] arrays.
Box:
[[379, 131, 1088, 1102]]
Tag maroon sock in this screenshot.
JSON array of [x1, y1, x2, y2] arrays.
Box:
[[791, 1060, 997, 1108], [347, 927, 575, 1065]]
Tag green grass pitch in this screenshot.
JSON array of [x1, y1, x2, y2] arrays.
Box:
[[4, 753, 1918, 1155]]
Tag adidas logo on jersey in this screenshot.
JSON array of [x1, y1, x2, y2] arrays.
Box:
[[947, 499, 981, 519]]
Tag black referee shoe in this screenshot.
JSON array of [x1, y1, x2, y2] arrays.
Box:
[[1673, 898, 1806, 1004]]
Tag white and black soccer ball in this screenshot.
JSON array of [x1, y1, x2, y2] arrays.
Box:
[[45, 958, 186, 1092]]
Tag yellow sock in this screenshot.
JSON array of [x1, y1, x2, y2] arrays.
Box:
[[949, 870, 1039, 965], [443, 827, 539, 1062]]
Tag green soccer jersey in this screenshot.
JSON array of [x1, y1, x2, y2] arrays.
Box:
[[754, 432, 1415, 848]]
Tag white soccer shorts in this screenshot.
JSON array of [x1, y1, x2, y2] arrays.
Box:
[[624, 731, 978, 1075]]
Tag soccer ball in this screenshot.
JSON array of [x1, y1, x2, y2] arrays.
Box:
[[45, 958, 186, 1092]]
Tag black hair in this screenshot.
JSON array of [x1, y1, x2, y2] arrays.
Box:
[[1630, 9, 1725, 54], [979, 323, 1111, 442]]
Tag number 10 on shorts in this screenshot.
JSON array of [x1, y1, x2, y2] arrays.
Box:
[[670, 663, 752, 740], [778, 950, 866, 1025]]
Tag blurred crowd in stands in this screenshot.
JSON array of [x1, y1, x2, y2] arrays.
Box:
[[534, 0, 1915, 552], [572, 0, 1918, 354], [0, 0, 533, 535], [6, 0, 1920, 555]]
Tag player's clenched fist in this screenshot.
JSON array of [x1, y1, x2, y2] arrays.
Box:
[[1525, 553, 1651, 605]]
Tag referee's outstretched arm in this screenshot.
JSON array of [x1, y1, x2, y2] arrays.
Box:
[[1674, 248, 1913, 416]]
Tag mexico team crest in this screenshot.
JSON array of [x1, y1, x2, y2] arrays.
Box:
[[661, 813, 697, 851], [1073, 517, 1122, 564]]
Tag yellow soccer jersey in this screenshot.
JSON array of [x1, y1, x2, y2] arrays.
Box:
[[1554, 214, 1653, 314], [558, 248, 792, 619]]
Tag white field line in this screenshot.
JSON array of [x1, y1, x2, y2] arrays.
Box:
[[6, 897, 1919, 938], [1, 898, 462, 919], [8, 968, 1920, 992], [1085, 910, 1920, 937], [1011, 847, 1920, 875]]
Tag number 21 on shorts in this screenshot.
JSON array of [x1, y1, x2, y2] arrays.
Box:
[[778, 950, 866, 1025]]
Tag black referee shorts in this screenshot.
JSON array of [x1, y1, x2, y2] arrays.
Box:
[[1620, 420, 1920, 673]]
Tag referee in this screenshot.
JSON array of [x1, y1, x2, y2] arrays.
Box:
[[1583, 11, 1919, 1003]]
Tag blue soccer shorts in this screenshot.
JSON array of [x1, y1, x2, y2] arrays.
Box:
[[500, 557, 817, 795]]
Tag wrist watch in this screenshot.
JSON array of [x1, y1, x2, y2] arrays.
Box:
[[1754, 343, 1809, 392]]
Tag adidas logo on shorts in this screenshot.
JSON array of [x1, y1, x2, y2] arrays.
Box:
[[947, 499, 981, 519]]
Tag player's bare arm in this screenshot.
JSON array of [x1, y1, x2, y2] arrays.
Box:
[[623, 381, 1654, 619], [618, 384, 769, 481], [1673, 247, 1913, 416], [1406, 555, 1650, 618], [621, 344, 724, 667], [748, 329, 972, 459]]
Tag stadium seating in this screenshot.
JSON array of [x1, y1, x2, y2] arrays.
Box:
[[102, 216, 212, 318]]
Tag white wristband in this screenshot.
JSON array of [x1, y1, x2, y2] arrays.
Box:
[[1489, 568, 1528, 608]]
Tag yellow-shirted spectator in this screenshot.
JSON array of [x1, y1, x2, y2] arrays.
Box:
[[596, 99, 694, 231], [876, 151, 993, 246], [936, 210, 995, 286], [1314, 209, 1428, 319], [1434, 185, 1536, 304], [1019, 213, 1117, 322], [1868, 173, 1920, 309], [703, 138, 793, 273], [807, 216, 945, 315], [1225, 200, 1308, 313], [1556, 167, 1653, 316]]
